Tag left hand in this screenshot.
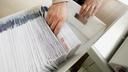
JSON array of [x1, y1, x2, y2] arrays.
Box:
[[79, 0, 103, 18]]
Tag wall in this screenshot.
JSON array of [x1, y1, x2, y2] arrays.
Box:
[[96, 0, 128, 25], [0, 0, 52, 18]]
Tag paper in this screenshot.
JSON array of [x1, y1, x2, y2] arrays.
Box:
[[0, 6, 81, 72]]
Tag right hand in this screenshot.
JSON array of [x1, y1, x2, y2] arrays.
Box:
[[46, 2, 67, 35]]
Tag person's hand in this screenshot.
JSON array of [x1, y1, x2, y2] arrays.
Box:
[[79, 0, 103, 18], [46, 2, 67, 35]]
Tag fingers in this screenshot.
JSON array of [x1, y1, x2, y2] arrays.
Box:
[[46, 8, 59, 30], [81, 4, 92, 18], [46, 6, 57, 26], [79, 4, 87, 15], [79, 0, 102, 18], [89, 4, 95, 16], [54, 20, 64, 35], [46, 10, 64, 34], [84, 4, 96, 18], [92, 0, 103, 15], [46, 13, 52, 25], [46, 13, 64, 35], [46, 2, 67, 35], [92, 4, 100, 16], [80, 2, 95, 18], [50, 17, 59, 30]]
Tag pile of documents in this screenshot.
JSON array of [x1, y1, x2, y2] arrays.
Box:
[[0, 6, 81, 72]]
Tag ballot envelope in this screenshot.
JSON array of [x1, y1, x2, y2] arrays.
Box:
[[0, 1, 108, 72]]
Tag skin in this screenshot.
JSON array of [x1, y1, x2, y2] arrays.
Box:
[[46, 2, 67, 35], [46, 0, 103, 35], [79, 0, 103, 18]]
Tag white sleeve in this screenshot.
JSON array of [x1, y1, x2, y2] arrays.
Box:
[[53, 0, 70, 3]]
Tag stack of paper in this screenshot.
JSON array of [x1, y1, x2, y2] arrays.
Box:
[[0, 7, 81, 72]]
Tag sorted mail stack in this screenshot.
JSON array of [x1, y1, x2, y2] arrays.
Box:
[[0, 6, 81, 72]]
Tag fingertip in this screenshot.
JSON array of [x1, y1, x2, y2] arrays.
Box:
[[80, 4, 86, 15], [54, 26, 60, 35], [50, 19, 59, 31], [54, 21, 64, 35], [79, 10, 83, 16]]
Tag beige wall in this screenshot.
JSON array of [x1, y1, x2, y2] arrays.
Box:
[[96, 0, 128, 25], [0, 0, 52, 18]]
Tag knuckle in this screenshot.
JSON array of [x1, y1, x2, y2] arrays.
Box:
[[55, 14, 59, 18], [48, 13, 52, 17]]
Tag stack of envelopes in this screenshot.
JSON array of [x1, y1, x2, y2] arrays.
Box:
[[0, 6, 81, 72]]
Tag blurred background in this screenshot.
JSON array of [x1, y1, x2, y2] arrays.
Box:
[[0, 0, 51, 18], [0, 0, 128, 26]]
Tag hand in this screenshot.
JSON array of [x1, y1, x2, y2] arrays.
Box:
[[46, 2, 67, 35], [79, 0, 103, 18]]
